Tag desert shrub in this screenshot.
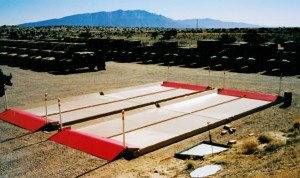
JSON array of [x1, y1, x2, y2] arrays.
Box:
[[79, 30, 92, 38], [258, 133, 272, 144], [265, 144, 278, 152], [186, 162, 194, 170], [288, 123, 300, 136], [162, 29, 177, 40], [219, 33, 236, 44], [212, 159, 228, 166], [287, 120, 300, 145], [242, 30, 266, 45], [293, 122, 300, 130], [151, 31, 159, 39], [242, 138, 259, 154], [265, 140, 284, 152]]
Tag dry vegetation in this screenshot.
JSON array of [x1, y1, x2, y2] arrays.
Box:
[[1, 26, 299, 47], [242, 137, 259, 154], [0, 61, 299, 177]]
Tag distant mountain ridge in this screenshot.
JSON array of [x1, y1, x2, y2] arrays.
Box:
[[21, 10, 259, 28]]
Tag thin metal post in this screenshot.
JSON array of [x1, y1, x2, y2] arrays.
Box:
[[167, 60, 170, 81], [94, 74, 95, 86], [223, 70, 226, 88], [58, 98, 63, 130], [207, 122, 213, 155], [208, 66, 211, 87], [3, 84, 7, 109], [44, 93, 48, 122], [278, 73, 282, 95], [121, 110, 125, 147], [168, 64, 170, 81]]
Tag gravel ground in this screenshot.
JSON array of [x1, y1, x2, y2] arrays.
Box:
[[0, 62, 299, 177]]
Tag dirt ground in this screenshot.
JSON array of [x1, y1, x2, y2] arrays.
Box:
[[0, 62, 299, 177]]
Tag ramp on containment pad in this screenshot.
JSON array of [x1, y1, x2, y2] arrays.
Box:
[[37, 81, 208, 125], [0, 108, 48, 132], [26, 82, 175, 116], [0, 81, 209, 131], [50, 88, 279, 160]]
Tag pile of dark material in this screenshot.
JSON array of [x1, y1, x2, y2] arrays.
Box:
[[0, 39, 106, 73], [0, 38, 299, 75], [89, 38, 299, 75], [0, 69, 12, 97]]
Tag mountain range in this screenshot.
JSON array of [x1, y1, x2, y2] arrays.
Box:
[[21, 10, 259, 28]]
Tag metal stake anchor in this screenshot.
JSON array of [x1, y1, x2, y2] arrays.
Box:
[[58, 98, 63, 130], [278, 73, 283, 95], [121, 110, 125, 147], [223, 70, 226, 88], [45, 93, 48, 122], [3, 84, 7, 110]]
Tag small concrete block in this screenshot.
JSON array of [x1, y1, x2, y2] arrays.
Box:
[[221, 130, 227, 135], [223, 125, 231, 131], [228, 128, 236, 134], [228, 140, 237, 145]]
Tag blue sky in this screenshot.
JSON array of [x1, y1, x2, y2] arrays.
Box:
[[0, 0, 299, 27]]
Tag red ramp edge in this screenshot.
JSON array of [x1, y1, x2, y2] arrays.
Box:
[[162, 81, 209, 91], [49, 128, 127, 161], [0, 108, 48, 132], [218, 88, 278, 102]]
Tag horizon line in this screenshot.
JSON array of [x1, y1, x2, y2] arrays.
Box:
[[1, 9, 299, 28]]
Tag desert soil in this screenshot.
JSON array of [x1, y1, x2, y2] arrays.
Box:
[[0, 62, 299, 177]]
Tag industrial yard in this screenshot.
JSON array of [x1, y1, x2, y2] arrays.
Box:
[[1, 60, 299, 177], [1, 0, 300, 176], [0, 16, 300, 178]]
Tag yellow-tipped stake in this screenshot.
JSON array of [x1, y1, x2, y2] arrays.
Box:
[[58, 98, 63, 130], [44, 93, 48, 123], [121, 110, 125, 147]]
